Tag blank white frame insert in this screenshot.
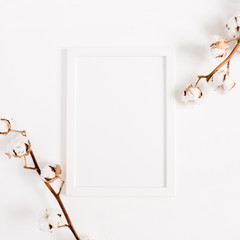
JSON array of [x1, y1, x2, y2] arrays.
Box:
[[66, 47, 175, 197]]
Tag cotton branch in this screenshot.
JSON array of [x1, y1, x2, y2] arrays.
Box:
[[183, 39, 239, 103], [30, 151, 81, 240], [195, 40, 240, 87], [182, 15, 240, 103], [0, 119, 81, 240]]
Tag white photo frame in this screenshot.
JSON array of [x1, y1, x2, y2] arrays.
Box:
[[66, 47, 175, 197]]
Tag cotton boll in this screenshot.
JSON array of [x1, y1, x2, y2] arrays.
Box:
[[0, 118, 11, 135], [39, 216, 53, 233], [182, 85, 203, 103], [45, 209, 62, 229], [7, 135, 31, 158], [209, 71, 235, 93], [223, 76, 236, 93], [210, 36, 229, 59], [12, 142, 27, 156], [41, 165, 56, 181], [182, 87, 201, 101], [211, 47, 226, 59], [41, 164, 62, 182], [39, 209, 63, 233], [39, 210, 53, 233], [39, 220, 51, 232], [208, 79, 218, 91], [226, 16, 240, 38], [48, 212, 62, 229], [210, 70, 226, 87]]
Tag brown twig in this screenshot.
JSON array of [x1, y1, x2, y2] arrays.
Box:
[[195, 40, 240, 86], [58, 177, 65, 196], [195, 76, 207, 87], [29, 151, 80, 240], [226, 37, 240, 43], [58, 224, 69, 228], [10, 129, 26, 136], [227, 60, 230, 75], [23, 155, 37, 170], [207, 40, 240, 81]]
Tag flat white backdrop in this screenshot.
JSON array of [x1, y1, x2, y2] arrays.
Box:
[[0, 0, 240, 239]]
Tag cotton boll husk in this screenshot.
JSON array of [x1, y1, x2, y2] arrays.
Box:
[[41, 164, 62, 182], [46, 209, 62, 229], [0, 119, 10, 134], [39, 209, 62, 233], [46, 208, 61, 217], [182, 86, 202, 102], [12, 143, 27, 156], [211, 70, 226, 87], [211, 48, 226, 59], [181, 92, 188, 102], [8, 135, 30, 157], [223, 76, 236, 93], [188, 87, 201, 100], [226, 16, 240, 38], [39, 210, 53, 233], [39, 217, 52, 233], [41, 165, 56, 181], [181, 92, 189, 102], [48, 212, 62, 228], [210, 35, 229, 59], [208, 35, 220, 51]]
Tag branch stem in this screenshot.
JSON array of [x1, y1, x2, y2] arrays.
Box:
[[10, 129, 26, 136], [227, 60, 231, 75], [58, 178, 65, 196], [195, 40, 240, 86], [226, 37, 240, 43], [206, 41, 240, 81], [29, 151, 80, 240], [195, 76, 207, 87], [58, 224, 69, 228]]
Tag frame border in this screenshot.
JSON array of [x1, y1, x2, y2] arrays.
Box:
[[66, 47, 175, 197]]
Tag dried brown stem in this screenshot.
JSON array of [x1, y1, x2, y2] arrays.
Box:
[[195, 40, 240, 86], [226, 37, 240, 43], [58, 224, 69, 228], [227, 60, 230, 75], [23, 155, 36, 170], [206, 40, 240, 81], [29, 151, 80, 240], [195, 76, 207, 87], [10, 129, 26, 136], [58, 177, 65, 196]]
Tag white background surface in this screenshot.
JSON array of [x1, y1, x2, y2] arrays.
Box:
[[0, 0, 240, 239]]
